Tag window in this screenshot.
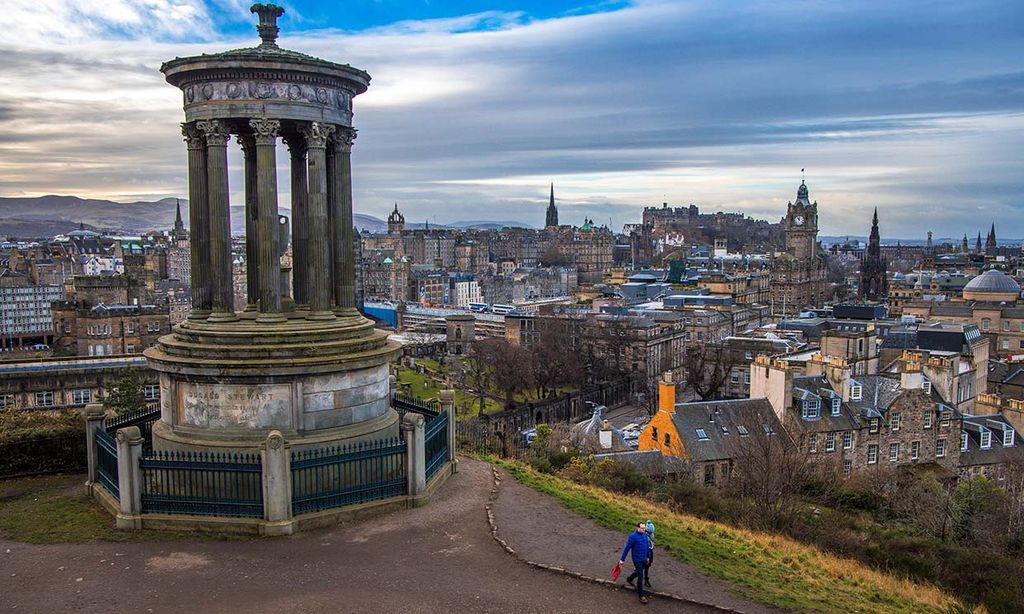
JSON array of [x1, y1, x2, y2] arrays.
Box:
[[809, 434, 818, 453], [842, 431, 853, 449], [0, 394, 14, 408], [867, 444, 878, 464], [71, 389, 92, 405], [831, 398, 841, 416], [126, 322, 135, 334], [936, 439, 946, 457], [850, 383, 862, 400], [1005, 429, 1016, 447], [911, 441, 920, 460], [664, 433, 671, 446], [923, 411, 933, 429], [869, 418, 879, 434], [940, 411, 951, 428], [1003, 320, 1011, 331], [889, 442, 900, 462], [737, 425, 749, 436], [730, 372, 739, 384], [144, 384, 159, 401], [1003, 340, 1010, 350], [35, 391, 55, 407], [762, 423, 775, 435], [745, 351, 753, 360], [704, 464, 715, 486], [720, 425, 729, 435], [923, 378, 932, 395], [982, 318, 990, 331], [802, 399, 820, 419], [890, 413, 901, 431], [825, 432, 836, 452], [843, 460, 852, 478], [980, 429, 992, 449], [744, 371, 751, 384], [961, 432, 968, 451], [695, 428, 709, 441]]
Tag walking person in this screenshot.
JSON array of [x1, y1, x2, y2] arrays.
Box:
[[643, 520, 655, 588], [619, 521, 652, 604]]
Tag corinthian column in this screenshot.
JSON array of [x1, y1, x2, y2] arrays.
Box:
[[197, 120, 235, 322], [283, 133, 309, 307], [328, 127, 357, 314], [299, 122, 336, 320], [238, 134, 259, 311], [181, 123, 211, 320], [250, 118, 284, 323]]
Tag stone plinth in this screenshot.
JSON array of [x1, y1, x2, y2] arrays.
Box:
[[145, 312, 400, 453]]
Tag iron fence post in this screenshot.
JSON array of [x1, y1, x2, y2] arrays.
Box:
[[84, 403, 105, 491], [402, 413, 426, 497], [440, 389, 457, 473], [115, 426, 144, 529], [260, 430, 294, 535]]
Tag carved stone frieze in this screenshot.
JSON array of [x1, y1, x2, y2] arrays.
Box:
[[182, 80, 352, 112]]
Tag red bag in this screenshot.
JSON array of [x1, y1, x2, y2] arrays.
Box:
[[611, 561, 623, 581]]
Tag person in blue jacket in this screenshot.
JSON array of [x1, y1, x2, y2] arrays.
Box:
[[619, 521, 652, 604]]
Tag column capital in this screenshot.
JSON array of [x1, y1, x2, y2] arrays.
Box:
[[237, 133, 256, 156], [250, 118, 281, 145], [196, 120, 230, 146], [330, 126, 357, 154], [300, 122, 335, 149], [181, 122, 205, 150]]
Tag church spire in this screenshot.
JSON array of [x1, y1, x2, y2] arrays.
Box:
[[975, 232, 982, 254], [545, 182, 559, 228]]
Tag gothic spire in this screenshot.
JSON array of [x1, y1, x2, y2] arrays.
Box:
[[545, 182, 559, 228]]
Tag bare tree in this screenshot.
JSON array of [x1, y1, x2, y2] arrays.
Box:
[[528, 318, 584, 398], [729, 406, 811, 531], [680, 344, 736, 401], [462, 344, 493, 416]]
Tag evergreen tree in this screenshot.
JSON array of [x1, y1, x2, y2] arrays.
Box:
[[105, 367, 146, 414]]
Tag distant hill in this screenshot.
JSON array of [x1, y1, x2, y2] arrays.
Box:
[[0, 195, 533, 239]]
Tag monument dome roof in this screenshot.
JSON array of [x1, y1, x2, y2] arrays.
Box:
[[963, 269, 1021, 294]]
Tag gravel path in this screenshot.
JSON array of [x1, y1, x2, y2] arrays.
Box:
[[491, 467, 783, 614], [1, 459, 721, 613]]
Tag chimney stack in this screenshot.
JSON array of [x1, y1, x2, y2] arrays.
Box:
[[658, 371, 676, 415]]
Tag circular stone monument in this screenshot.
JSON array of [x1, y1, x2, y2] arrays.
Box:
[[146, 3, 400, 453]]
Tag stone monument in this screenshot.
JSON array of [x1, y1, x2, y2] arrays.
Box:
[[146, 3, 400, 453]]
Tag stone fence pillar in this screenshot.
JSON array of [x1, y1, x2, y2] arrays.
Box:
[[115, 426, 144, 529], [260, 430, 294, 536], [84, 403, 106, 490], [402, 413, 426, 497], [439, 389, 457, 473]]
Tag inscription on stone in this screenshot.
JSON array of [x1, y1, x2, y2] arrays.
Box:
[[177, 382, 292, 429]]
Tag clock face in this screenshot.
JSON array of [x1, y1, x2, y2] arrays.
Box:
[[794, 214, 805, 226]]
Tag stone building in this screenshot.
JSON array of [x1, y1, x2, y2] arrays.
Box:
[[0, 270, 63, 351], [0, 355, 158, 412], [770, 181, 827, 316], [548, 221, 614, 285], [52, 302, 169, 356], [445, 314, 475, 356]]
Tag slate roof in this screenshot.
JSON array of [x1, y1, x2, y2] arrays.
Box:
[[960, 414, 1024, 468], [670, 399, 789, 463], [789, 375, 864, 433], [593, 450, 690, 476]]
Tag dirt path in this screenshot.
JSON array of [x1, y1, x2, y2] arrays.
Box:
[[1, 460, 729, 613], [491, 467, 783, 614]]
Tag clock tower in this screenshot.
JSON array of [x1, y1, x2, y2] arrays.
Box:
[[784, 181, 818, 263], [771, 180, 827, 316]]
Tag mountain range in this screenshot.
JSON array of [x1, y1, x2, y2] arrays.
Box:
[[0, 196, 534, 238]]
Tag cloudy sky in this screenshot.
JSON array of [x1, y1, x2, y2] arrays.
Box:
[[1, 0, 1023, 239]]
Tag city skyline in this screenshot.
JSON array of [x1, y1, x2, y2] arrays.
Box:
[[1, 0, 1023, 237]]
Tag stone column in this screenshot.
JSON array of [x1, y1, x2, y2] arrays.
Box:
[[197, 120, 236, 322], [238, 134, 260, 311], [284, 135, 309, 307], [260, 430, 294, 536], [402, 412, 426, 497], [84, 403, 106, 489], [439, 389, 458, 472], [181, 123, 211, 319], [299, 122, 336, 320], [329, 128, 357, 314], [250, 118, 284, 322], [115, 426, 144, 529]]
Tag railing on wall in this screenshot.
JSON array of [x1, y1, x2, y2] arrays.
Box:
[[291, 438, 407, 516], [140, 450, 264, 518], [106, 406, 161, 453], [424, 410, 449, 482], [94, 427, 120, 499], [393, 393, 440, 418]]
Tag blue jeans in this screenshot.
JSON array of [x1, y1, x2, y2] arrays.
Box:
[[626, 561, 646, 598]]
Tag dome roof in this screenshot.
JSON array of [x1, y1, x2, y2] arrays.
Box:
[[963, 269, 1021, 294]]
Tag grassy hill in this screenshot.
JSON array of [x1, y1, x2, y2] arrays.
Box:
[[496, 459, 973, 614]]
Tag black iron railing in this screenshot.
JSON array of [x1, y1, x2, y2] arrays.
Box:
[[140, 450, 263, 518], [290, 438, 406, 516]]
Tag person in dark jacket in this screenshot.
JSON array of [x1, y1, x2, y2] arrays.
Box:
[[619, 521, 652, 603]]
